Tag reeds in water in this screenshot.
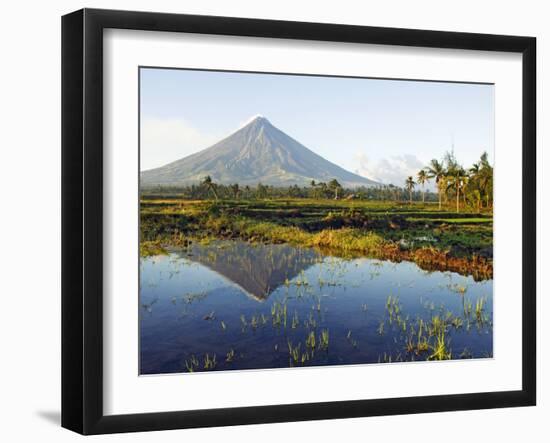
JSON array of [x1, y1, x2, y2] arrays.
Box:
[[204, 353, 217, 370], [184, 355, 200, 372], [319, 329, 330, 351]]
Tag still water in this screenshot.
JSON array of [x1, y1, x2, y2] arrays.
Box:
[[140, 240, 493, 374]]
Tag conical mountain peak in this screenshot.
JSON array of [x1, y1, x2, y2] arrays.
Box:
[[250, 114, 267, 123], [238, 114, 270, 130], [239, 115, 274, 134], [141, 117, 379, 188]]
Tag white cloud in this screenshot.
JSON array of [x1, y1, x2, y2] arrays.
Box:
[[354, 152, 433, 189], [141, 118, 218, 170]]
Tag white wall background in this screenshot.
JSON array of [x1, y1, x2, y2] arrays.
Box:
[[0, 0, 546, 441]]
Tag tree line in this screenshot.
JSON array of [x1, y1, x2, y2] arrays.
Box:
[[141, 151, 492, 212], [404, 151, 493, 212], [143, 177, 437, 202]]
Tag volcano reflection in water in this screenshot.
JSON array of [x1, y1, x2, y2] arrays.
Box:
[[140, 240, 493, 374], [175, 241, 323, 302]]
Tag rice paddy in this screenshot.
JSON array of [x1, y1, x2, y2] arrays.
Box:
[[140, 198, 493, 280], [139, 240, 493, 374]]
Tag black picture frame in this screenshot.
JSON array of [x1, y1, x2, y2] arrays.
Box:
[[62, 8, 536, 435]]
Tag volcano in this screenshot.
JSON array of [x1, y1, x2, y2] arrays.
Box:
[[140, 116, 378, 188]]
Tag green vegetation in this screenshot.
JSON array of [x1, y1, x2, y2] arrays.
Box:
[[417, 169, 428, 203], [225, 349, 235, 363], [142, 151, 492, 209], [175, 270, 492, 371], [146, 144, 491, 206], [200, 175, 219, 200], [140, 151, 492, 278], [424, 151, 493, 214], [184, 355, 200, 372], [319, 329, 330, 351], [405, 176, 416, 205], [140, 240, 167, 257], [145, 150, 494, 374], [203, 353, 217, 370], [140, 197, 492, 279]]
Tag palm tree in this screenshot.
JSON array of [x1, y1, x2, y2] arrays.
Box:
[[416, 169, 428, 203], [317, 182, 329, 199], [425, 159, 446, 210], [388, 184, 398, 201], [478, 152, 493, 208], [230, 183, 240, 199], [257, 182, 267, 199], [446, 166, 468, 213], [201, 175, 218, 200], [469, 161, 480, 176], [328, 179, 342, 200], [310, 180, 318, 198], [468, 162, 482, 211], [405, 176, 416, 205]]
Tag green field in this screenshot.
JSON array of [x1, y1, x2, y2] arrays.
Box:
[[140, 198, 493, 280]]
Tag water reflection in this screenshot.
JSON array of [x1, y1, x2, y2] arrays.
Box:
[[176, 242, 322, 301], [140, 240, 493, 374]]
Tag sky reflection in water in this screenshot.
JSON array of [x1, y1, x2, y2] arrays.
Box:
[[140, 241, 493, 374]]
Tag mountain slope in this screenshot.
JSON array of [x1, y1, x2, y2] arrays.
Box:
[[141, 116, 378, 188]]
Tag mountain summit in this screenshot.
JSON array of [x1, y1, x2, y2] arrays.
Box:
[[141, 116, 378, 188]]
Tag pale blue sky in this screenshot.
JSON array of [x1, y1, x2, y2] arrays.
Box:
[[140, 68, 494, 187]]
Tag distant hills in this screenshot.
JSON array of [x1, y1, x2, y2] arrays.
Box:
[[140, 116, 379, 188]]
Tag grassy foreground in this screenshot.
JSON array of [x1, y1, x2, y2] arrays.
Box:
[[140, 198, 493, 280]]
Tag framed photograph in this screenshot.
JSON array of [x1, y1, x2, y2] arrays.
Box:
[[62, 8, 536, 434]]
